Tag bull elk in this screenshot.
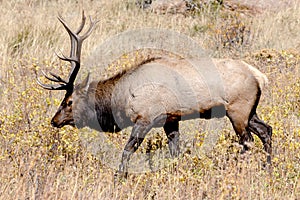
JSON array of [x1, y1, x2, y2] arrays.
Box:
[[37, 12, 272, 177]]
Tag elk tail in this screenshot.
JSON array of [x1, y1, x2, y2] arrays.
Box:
[[242, 61, 269, 91]]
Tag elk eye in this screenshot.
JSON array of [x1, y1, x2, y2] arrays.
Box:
[[67, 100, 73, 106]]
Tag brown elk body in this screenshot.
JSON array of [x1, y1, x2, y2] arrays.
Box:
[[38, 13, 272, 177]]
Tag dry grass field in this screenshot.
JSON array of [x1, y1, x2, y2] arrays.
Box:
[[0, 0, 299, 199]]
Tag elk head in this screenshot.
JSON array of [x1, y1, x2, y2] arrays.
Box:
[[37, 12, 97, 128]]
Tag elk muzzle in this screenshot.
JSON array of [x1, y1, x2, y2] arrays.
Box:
[[51, 110, 75, 128]]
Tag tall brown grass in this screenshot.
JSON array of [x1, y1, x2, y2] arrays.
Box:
[[0, 0, 299, 199]]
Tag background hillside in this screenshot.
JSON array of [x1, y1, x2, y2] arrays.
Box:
[[0, 0, 299, 199]]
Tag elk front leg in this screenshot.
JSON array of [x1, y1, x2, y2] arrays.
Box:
[[163, 119, 180, 157], [117, 120, 153, 178]]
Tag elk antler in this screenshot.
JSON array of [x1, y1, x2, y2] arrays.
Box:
[[37, 11, 98, 91]]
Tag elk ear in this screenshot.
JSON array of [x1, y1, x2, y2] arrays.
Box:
[[78, 73, 91, 93]]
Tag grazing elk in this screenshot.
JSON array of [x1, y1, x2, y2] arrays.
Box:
[[37, 13, 272, 177]]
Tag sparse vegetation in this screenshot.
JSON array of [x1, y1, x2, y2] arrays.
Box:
[[0, 0, 299, 199]]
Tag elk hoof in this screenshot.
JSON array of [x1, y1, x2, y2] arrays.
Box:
[[113, 170, 128, 186], [262, 158, 272, 173]]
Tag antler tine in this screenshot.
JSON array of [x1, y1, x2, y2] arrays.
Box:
[[36, 76, 68, 90], [41, 70, 62, 83], [75, 10, 86, 34], [55, 51, 78, 63], [48, 72, 68, 84], [57, 15, 78, 40], [38, 70, 67, 84], [36, 70, 68, 90], [81, 16, 99, 41]]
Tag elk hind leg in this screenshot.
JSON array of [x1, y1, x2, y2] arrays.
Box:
[[249, 113, 272, 164], [227, 109, 253, 153]]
